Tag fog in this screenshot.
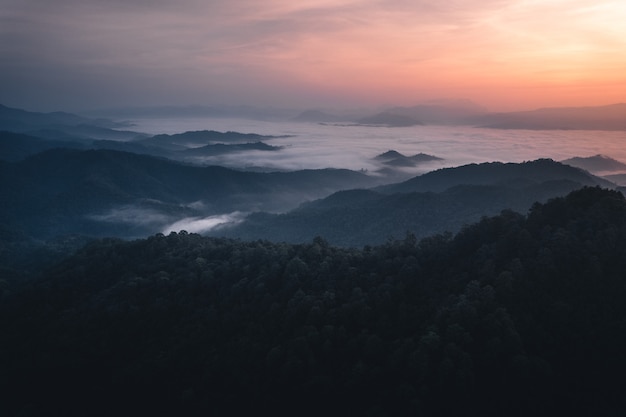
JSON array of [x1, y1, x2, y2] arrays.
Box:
[[129, 117, 626, 176], [85, 119, 626, 235], [163, 212, 245, 234]]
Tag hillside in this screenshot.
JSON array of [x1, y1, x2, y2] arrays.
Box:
[[140, 130, 288, 151], [219, 179, 591, 246], [378, 159, 612, 194], [218, 159, 614, 246], [2, 187, 626, 416], [181, 141, 282, 157], [0, 131, 86, 161], [561, 154, 626, 173], [373, 150, 443, 168], [0, 103, 143, 141], [0, 149, 379, 240]]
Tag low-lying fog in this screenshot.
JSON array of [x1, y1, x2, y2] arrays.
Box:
[[121, 117, 626, 234], [130, 117, 626, 176]]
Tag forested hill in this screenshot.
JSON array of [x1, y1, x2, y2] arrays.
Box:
[[3, 187, 626, 416], [378, 158, 612, 194], [220, 159, 613, 246], [0, 148, 378, 239]]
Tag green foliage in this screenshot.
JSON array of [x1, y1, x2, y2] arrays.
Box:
[[2, 187, 626, 416]]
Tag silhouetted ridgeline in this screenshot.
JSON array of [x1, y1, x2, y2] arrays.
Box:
[[220, 159, 612, 246], [2, 187, 626, 416], [0, 103, 142, 141], [378, 158, 613, 194], [0, 148, 378, 240]]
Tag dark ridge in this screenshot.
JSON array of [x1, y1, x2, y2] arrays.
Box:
[[379, 158, 613, 194], [3, 187, 626, 416]]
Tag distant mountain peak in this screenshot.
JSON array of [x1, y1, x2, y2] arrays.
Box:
[[356, 112, 423, 127], [561, 154, 626, 173], [292, 109, 344, 123], [374, 150, 405, 160], [373, 150, 443, 169]]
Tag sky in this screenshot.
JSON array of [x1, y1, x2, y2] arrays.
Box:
[[2, 0, 626, 112]]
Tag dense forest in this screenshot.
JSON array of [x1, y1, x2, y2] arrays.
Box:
[[2, 186, 626, 416]]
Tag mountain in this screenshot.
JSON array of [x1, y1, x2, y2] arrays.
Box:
[[0, 131, 86, 161], [388, 99, 488, 125], [0, 103, 144, 141], [3, 187, 626, 416], [0, 103, 95, 130], [561, 154, 626, 173], [0, 125, 290, 163], [0, 149, 379, 240], [604, 174, 626, 186], [379, 158, 612, 194], [373, 150, 443, 167], [181, 142, 282, 157], [473, 103, 626, 130], [217, 159, 614, 246], [356, 112, 423, 127], [218, 179, 592, 247], [139, 130, 288, 151]]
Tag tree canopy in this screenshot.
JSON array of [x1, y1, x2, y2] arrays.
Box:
[[2, 187, 626, 416]]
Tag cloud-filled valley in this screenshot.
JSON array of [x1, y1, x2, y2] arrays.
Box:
[[4, 0, 626, 412], [3, 100, 626, 417], [3, 102, 626, 248]]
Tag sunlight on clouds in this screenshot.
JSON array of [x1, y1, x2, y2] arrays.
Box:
[[2, 0, 626, 110]]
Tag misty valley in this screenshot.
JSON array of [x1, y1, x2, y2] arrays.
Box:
[[2, 103, 626, 416]]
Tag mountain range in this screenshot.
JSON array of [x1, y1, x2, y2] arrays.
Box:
[[294, 101, 626, 131], [0, 103, 299, 165], [2, 102, 625, 265], [0, 148, 379, 241], [217, 159, 613, 246], [561, 154, 626, 173], [0, 103, 143, 141], [2, 101, 626, 417], [472, 103, 626, 130]]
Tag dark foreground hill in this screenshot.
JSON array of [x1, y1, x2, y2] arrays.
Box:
[[2, 187, 626, 416]]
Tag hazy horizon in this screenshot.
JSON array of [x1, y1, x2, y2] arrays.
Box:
[[2, 0, 625, 113]]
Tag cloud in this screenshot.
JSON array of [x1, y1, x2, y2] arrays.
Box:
[[2, 0, 626, 111], [163, 212, 245, 234]]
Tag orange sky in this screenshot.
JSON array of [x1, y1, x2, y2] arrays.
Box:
[[2, 0, 626, 111]]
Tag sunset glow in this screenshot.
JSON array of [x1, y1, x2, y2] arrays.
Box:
[[1, 0, 625, 111]]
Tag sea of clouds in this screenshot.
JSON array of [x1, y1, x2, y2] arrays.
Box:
[[110, 118, 626, 234], [129, 117, 626, 175]]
